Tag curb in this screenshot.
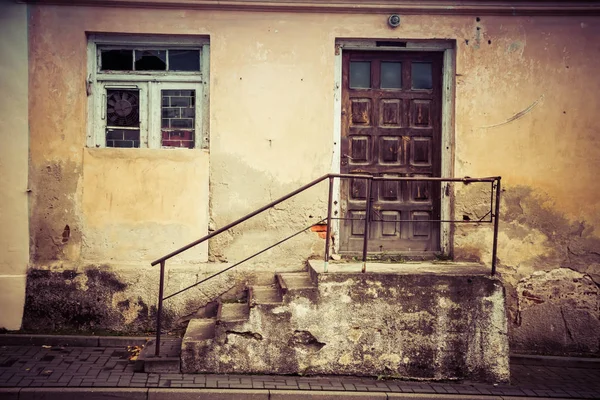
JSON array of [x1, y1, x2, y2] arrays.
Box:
[[510, 354, 600, 369], [0, 388, 576, 400], [2, 334, 598, 370], [0, 334, 150, 347]]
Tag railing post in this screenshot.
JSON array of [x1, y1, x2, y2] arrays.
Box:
[[324, 176, 334, 273], [361, 178, 373, 273], [155, 260, 166, 356], [491, 178, 501, 276]]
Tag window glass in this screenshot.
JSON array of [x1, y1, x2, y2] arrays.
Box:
[[412, 62, 433, 89], [101, 50, 133, 71], [134, 50, 166, 71], [381, 62, 402, 89], [349, 61, 371, 89], [161, 90, 196, 148], [100, 48, 201, 72], [169, 50, 200, 71]]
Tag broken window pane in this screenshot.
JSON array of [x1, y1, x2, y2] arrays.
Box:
[[134, 50, 166, 71], [101, 50, 133, 71], [412, 62, 433, 89], [381, 62, 402, 89], [100, 48, 202, 72], [350, 61, 371, 89], [161, 89, 195, 148], [169, 50, 200, 71]]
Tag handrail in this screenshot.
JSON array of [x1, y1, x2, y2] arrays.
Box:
[[163, 218, 326, 301], [150, 173, 501, 356], [150, 173, 371, 266]]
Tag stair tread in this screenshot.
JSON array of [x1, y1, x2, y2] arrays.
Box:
[[220, 303, 249, 321], [184, 318, 215, 341], [251, 286, 283, 304], [278, 272, 315, 289]]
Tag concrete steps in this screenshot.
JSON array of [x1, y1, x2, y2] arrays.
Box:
[[276, 272, 315, 293], [249, 285, 283, 306], [143, 270, 313, 373], [156, 261, 509, 383], [178, 260, 509, 382], [179, 269, 315, 374], [276, 271, 318, 302], [217, 302, 249, 323], [184, 318, 216, 341]]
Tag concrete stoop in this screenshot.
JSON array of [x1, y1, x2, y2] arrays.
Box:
[[150, 261, 510, 383]]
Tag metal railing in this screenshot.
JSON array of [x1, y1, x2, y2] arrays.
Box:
[[150, 173, 501, 356]]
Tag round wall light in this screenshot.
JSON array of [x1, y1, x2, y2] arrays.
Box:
[[388, 14, 401, 28]]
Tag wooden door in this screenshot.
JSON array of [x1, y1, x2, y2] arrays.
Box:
[[340, 51, 443, 255]]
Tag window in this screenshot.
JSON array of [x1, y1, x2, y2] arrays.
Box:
[[87, 35, 209, 149]]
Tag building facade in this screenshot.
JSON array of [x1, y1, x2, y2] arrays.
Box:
[[1, 0, 599, 356]]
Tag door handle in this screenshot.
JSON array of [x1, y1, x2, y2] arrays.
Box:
[[341, 153, 352, 166]]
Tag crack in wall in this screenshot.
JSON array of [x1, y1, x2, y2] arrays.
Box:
[[560, 306, 575, 342], [482, 95, 544, 129]]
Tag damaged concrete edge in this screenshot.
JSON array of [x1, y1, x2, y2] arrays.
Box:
[[0, 334, 150, 347]]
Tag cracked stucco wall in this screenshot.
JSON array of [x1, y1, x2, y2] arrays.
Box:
[[456, 184, 600, 355], [515, 268, 599, 354], [23, 3, 600, 355]]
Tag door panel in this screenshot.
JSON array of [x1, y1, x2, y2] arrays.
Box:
[[340, 51, 443, 254]]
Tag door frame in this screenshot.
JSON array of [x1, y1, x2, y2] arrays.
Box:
[[331, 39, 456, 257]]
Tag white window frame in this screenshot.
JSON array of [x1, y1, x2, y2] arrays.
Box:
[[87, 34, 210, 149], [94, 82, 149, 148]]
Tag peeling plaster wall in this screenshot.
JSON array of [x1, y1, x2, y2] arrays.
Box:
[[0, 2, 29, 330], [455, 183, 600, 355], [25, 4, 600, 353]]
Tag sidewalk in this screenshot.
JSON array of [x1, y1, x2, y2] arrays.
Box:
[[0, 336, 599, 399]]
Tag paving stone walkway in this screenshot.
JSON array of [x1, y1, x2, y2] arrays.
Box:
[[0, 344, 599, 398]]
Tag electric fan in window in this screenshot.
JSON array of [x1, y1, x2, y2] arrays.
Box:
[[106, 90, 139, 126]]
